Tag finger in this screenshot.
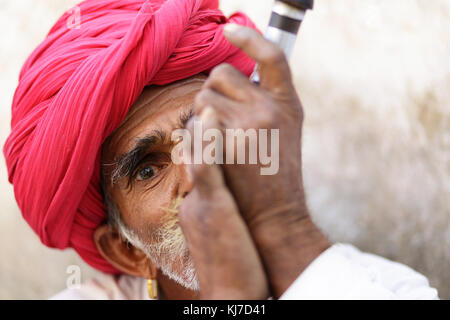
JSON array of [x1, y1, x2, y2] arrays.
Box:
[[194, 88, 240, 124], [204, 63, 256, 102], [223, 23, 293, 91], [177, 167, 268, 299], [194, 88, 234, 116], [178, 185, 267, 299], [184, 107, 225, 196]]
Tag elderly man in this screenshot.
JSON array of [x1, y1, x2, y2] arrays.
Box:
[[4, 0, 438, 299]]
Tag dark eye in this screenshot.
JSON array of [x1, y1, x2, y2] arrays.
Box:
[[137, 166, 156, 181]]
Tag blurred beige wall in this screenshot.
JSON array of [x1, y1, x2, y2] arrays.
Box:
[[0, 0, 448, 299]]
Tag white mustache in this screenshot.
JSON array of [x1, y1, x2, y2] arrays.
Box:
[[140, 196, 199, 291]]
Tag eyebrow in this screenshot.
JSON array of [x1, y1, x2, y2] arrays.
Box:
[[108, 109, 194, 186], [109, 130, 166, 186]]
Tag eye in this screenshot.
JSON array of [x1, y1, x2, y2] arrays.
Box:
[[136, 166, 157, 181]]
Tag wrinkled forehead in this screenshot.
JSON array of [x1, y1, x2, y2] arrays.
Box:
[[125, 74, 206, 124], [102, 74, 206, 161]]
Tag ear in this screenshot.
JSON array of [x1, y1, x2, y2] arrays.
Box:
[[93, 224, 157, 279]]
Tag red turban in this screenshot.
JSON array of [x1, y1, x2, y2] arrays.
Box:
[[4, 0, 256, 273]]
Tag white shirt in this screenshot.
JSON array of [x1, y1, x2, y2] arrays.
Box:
[[51, 243, 439, 300]]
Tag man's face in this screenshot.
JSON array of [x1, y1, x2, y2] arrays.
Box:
[[100, 75, 206, 290]]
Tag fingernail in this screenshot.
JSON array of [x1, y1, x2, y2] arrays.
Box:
[[223, 23, 244, 37]]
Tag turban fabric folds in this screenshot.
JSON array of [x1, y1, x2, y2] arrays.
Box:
[[4, 0, 256, 273]]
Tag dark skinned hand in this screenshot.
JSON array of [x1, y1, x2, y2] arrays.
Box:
[[178, 108, 269, 300], [191, 23, 331, 298]]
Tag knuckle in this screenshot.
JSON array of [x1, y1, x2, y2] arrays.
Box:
[[239, 28, 255, 48], [256, 114, 273, 129], [256, 105, 278, 128], [186, 204, 212, 228], [240, 35, 252, 50], [194, 88, 212, 107], [192, 163, 210, 181], [263, 45, 286, 65], [193, 165, 222, 191], [210, 63, 233, 81], [295, 103, 304, 122], [179, 194, 207, 223]]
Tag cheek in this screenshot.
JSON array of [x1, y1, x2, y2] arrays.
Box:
[[120, 173, 179, 241]]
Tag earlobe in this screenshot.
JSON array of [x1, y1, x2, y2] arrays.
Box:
[[93, 224, 157, 279]]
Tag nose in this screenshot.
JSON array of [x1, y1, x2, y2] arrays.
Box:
[[177, 163, 194, 199]]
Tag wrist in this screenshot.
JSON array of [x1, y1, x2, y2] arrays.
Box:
[[250, 207, 331, 299]]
